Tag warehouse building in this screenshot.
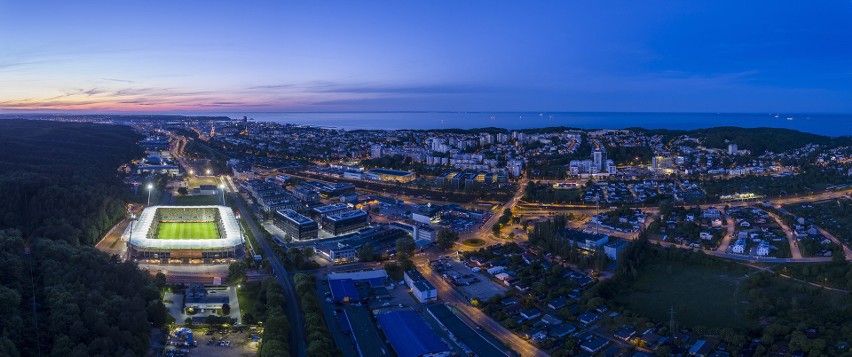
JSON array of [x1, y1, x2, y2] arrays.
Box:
[[376, 310, 451, 357], [404, 270, 437, 303]]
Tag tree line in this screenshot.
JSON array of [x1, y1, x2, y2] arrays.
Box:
[[293, 273, 336, 356]]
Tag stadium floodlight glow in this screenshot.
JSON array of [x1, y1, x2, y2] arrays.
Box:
[[128, 206, 243, 252], [146, 183, 154, 206]]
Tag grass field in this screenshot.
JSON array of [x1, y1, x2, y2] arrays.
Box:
[[186, 176, 219, 188], [615, 262, 750, 329], [157, 222, 220, 240], [462, 238, 486, 247]]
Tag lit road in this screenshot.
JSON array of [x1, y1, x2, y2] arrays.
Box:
[[170, 136, 307, 356], [458, 179, 529, 245], [95, 218, 130, 260], [715, 217, 736, 254], [222, 176, 307, 357], [814, 225, 852, 259], [764, 210, 803, 259]]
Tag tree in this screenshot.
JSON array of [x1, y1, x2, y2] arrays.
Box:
[[154, 272, 167, 289], [659, 199, 675, 218], [227, 261, 248, 285], [177, 187, 188, 196], [184, 317, 193, 325], [221, 303, 231, 315], [357, 242, 374, 262], [147, 300, 169, 327], [395, 236, 416, 261], [435, 228, 460, 251], [831, 246, 845, 263]]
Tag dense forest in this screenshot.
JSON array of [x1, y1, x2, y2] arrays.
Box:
[[636, 126, 847, 154], [0, 120, 167, 356], [0, 120, 143, 244], [588, 233, 852, 355]]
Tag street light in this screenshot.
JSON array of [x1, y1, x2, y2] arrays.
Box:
[[189, 169, 194, 176], [146, 183, 154, 206], [206, 169, 211, 176]]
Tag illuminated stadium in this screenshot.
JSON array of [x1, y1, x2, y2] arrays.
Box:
[[128, 206, 243, 263]]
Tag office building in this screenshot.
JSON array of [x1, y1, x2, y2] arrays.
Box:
[[322, 210, 369, 235], [274, 209, 318, 240]]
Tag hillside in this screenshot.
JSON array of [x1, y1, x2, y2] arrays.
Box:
[[635, 126, 840, 153]]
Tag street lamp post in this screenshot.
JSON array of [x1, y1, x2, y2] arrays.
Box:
[[206, 169, 211, 176], [146, 183, 154, 206]]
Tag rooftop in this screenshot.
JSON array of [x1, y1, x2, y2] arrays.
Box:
[[312, 203, 351, 213], [375, 310, 450, 357], [275, 209, 315, 225], [367, 168, 415, 176], [326, 209, 368, 222]]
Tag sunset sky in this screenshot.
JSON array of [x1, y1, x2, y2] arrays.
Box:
[[2, 1, 852, 113]]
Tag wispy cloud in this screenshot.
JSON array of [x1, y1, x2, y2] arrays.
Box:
[[102, 77, 134, 83]]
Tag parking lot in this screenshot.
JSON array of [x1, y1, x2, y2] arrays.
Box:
[[434, 258, 508, 301], [164, 327, 260, 357]]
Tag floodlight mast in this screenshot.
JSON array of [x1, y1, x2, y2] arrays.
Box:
[[147, 183, 154, 206]]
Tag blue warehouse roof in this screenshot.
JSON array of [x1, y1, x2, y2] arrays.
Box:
[[376, 310, 450, 357], [328, 279, 360, 303]]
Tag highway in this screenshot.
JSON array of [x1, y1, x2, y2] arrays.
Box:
[[222, 176, 307, 357]]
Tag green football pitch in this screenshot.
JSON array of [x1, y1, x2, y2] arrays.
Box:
[[156, 222, 220, 240]]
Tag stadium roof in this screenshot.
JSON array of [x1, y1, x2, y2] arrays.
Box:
[[376, 311, 450, 357], [129, 206, 243, 250]]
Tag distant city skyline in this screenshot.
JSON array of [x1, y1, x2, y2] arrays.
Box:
[[2, 1, 852, 113]]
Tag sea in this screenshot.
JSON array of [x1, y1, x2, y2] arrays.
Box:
[[199, 111, 850, 137]]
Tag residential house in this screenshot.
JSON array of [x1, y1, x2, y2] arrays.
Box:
[[614, 326, 637, 341], [547, 297, 568, 310], [520, 308, 542, 320], [689, 340, 714, 357], [732, 238, 747, 254], [578, 312, 600, 325], [549, 324, 576, 339], [581, 337, 609, 353]]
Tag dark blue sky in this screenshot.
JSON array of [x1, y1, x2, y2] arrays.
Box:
[[1, 1, 851, 112]]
